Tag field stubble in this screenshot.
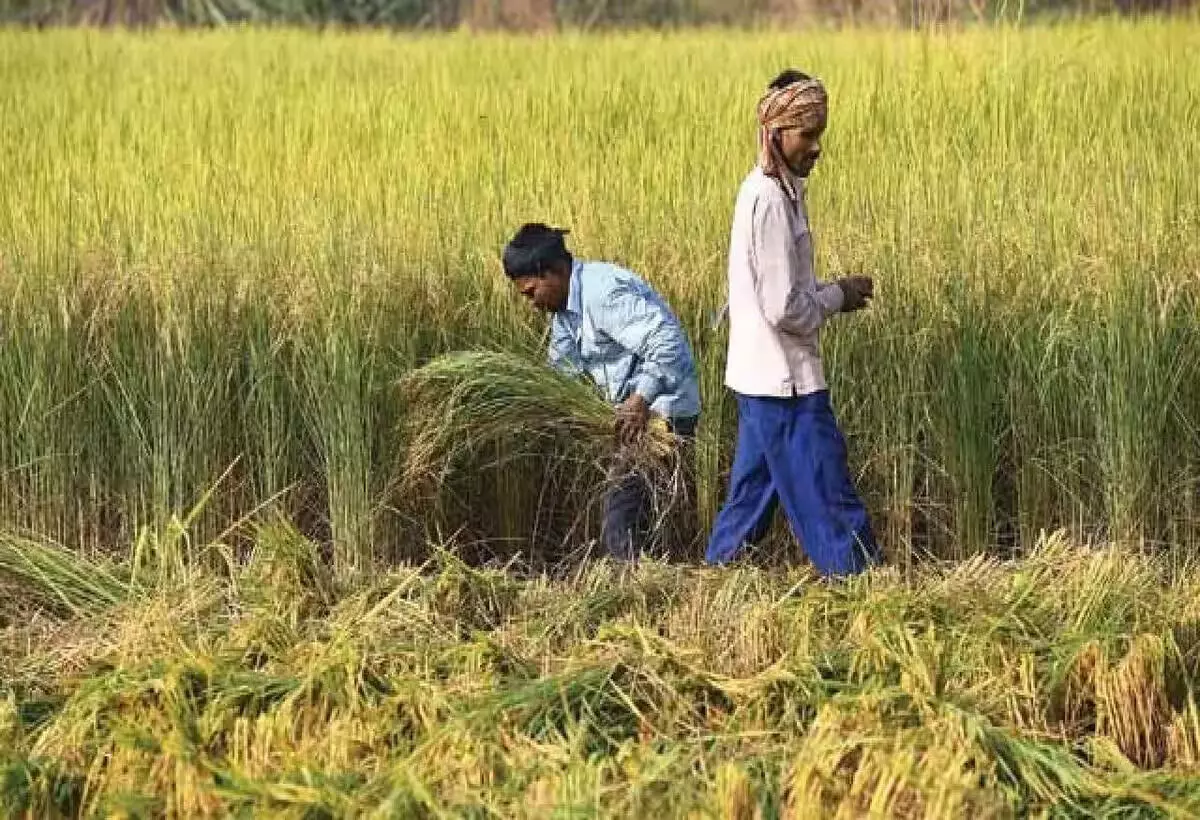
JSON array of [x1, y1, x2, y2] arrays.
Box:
[[4, 524, 1200, 815]]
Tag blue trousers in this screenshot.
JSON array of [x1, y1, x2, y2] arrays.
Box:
[[705, 391, 878, 575]]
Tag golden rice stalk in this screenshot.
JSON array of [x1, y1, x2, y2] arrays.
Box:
[[1060, 641, 1104, 735], [784, 702, 1004, 820], [397, 349, 677, 490], [1063, 634, 1172, 769], [1095, 633, 1170, 769], [713, 761, 757, 820], [1165, 694, 1200, 771], [0, 691, 19, 749]]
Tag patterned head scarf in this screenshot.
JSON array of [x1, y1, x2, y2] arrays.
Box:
[[757, 77, 828, 200]]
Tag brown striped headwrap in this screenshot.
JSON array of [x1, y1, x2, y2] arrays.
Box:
[[757, 77, 828, 200]]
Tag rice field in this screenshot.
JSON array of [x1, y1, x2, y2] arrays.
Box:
[[2, 19, 1200, 816], [1, 22, 1199, 566]]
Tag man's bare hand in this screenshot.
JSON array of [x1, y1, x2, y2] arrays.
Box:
[[838, 276, 875, 313], [615, 394, 651, 446]]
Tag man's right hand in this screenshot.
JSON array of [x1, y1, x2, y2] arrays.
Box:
[[615, 393, 651, 447], [838, 276, 874, 313]]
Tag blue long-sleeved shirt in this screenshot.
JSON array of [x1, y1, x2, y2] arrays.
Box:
[[548, 260, 701, 420]]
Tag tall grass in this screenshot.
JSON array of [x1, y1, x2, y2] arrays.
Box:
[[0, 22, 1198, 564]]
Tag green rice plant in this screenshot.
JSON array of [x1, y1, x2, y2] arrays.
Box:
[[294, 307, 382, 577], [0, 755, 85, 819], [927, 286, 1010, 559], [1092, 278, 1200, 546]]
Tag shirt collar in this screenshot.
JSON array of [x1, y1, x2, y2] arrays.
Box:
[[564, 259, 584, 317], [757, 164, 806, 203]]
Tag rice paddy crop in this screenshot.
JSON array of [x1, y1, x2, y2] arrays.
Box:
[[2, 19, 1200, 815], [0, 21, 1198, 566]]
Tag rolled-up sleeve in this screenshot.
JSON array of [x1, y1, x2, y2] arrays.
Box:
[[752, 194, 842, 336], [597, 283, 692, 407]]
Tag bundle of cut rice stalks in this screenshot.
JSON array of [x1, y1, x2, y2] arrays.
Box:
[[397, 349, 678, 493], [0, 534, 130, 619]]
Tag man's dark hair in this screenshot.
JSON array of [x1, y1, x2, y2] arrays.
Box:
[[769, 69, 812, 90], [503, 222, 573, 279]]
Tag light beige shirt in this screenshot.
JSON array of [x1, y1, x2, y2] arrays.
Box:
[[724, 167, 844, 397]]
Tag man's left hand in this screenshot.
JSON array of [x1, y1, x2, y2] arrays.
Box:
[[615, 394, 651, 446]]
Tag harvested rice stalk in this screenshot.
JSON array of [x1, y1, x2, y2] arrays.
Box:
[[1097, 634, 1171, 769], [0, 534, 129, 618], [713, 761, 757, 820], [397, 349, 676, 491]]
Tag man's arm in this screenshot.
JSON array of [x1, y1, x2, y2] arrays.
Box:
[[751, 194, 843, 336], [598, 281, 693, 409]]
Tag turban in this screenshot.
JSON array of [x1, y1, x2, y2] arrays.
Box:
[[757, 77, 828, 200], [503, 223, 571, 279]]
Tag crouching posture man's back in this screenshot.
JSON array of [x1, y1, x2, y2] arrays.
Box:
[[504, 223, 701, 560]]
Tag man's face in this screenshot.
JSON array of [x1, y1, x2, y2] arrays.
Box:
[[513, 265, 569, 313], [778, 116, 827, 178]]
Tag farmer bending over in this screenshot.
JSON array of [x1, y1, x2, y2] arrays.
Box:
[[504, 223, 701, 561], [706, 70, 880, 576]]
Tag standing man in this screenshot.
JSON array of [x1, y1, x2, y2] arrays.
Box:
[[503, 223, 702, 560], [705, 70, 879, 575]]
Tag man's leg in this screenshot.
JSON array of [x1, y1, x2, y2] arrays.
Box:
[[759, 391, 878, 576], [602, 455, 650, 561], [603, 415, 698, 561], [705, 394, 780, 564], [600, 412, 700, 560]]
